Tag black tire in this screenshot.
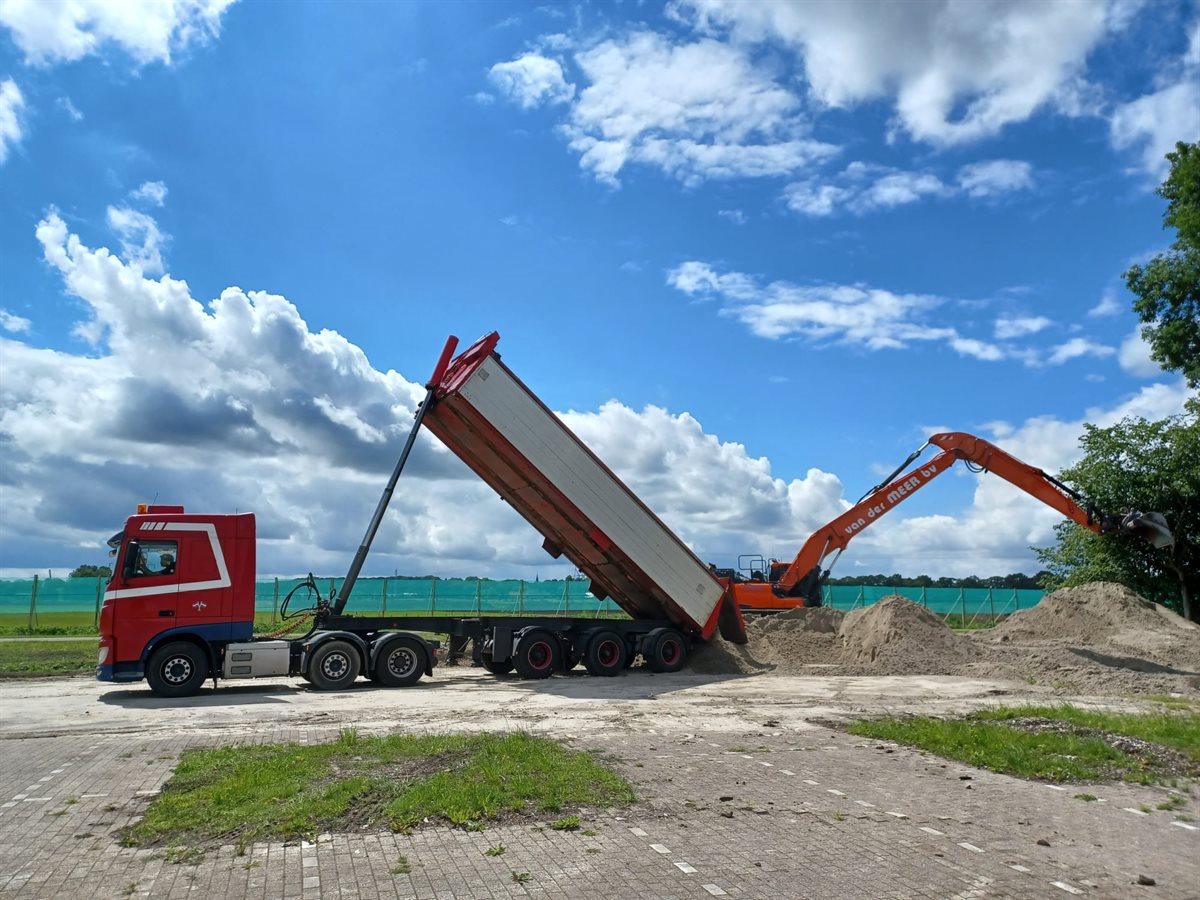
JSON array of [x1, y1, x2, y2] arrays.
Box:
[[513, 628, 560, 679], [373, 637, 425, 688], [644, 628, 688, 673], [482, 656, 515, 676], [146, 641, 208, 697], [583, 630, 627, 677], [307, 639, 361, 691]]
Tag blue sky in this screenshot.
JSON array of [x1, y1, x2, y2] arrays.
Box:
[[0, 0, 1197, 580]]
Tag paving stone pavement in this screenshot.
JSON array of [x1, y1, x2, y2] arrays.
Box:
[[0, 720, 1196, 900]]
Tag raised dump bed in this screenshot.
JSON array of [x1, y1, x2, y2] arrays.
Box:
[[422, 332, 740, 654]]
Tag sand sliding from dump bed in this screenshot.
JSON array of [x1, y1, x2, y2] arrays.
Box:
[[687, 583, 1200, 695]]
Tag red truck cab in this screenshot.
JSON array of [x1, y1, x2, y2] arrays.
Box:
[[97, 505, 256, 682]]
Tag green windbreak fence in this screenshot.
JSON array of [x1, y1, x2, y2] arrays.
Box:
[[1, 576, 1045, 629]]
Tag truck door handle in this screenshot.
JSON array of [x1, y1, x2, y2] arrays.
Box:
[[158, 610, 175, 617]]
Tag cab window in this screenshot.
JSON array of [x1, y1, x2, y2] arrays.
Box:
[[132, 541, 178, 577]]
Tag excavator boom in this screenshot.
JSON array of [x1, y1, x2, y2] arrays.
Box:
[[731, 431, 1173, 610]]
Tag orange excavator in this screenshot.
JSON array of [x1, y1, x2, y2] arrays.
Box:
[[722, 431, 1174, 612]]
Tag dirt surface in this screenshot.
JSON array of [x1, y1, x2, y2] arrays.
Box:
[[693, 583, 1200, 696]]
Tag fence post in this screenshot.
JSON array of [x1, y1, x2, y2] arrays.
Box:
[[856, 586, 864, 609], [988, 587, 995, 623], [562, 577, 571, 615], [475, 580, 482, 616], [921, 585, 928, 608], [94, 576, 103, 629], [381, 577, 388, 615], [430, 578, 437, 615], [518, 579, 524, 616], [28, 573, 38, 630], [957, 588, 965, 624], [272, 577, 280, 624]]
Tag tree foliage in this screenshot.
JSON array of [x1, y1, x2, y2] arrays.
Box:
[[1035, 405, 1199, 622], [1124, 141, 1200, 387], [69, 564, 112, 578]]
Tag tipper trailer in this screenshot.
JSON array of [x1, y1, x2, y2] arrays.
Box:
[[98, 332, 748, 697]]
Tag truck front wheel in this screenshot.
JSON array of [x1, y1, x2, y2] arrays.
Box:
[[307, 640, 361, 691], [146, 641, 208, 698], [373, 638, 424, 688]]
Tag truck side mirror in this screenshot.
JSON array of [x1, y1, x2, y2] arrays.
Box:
[[122, 541, 140, 580]]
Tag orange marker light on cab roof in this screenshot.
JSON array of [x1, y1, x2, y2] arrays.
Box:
[[137, 503, 148, 514]]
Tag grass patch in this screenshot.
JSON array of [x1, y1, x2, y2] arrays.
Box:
[[973, 706, 1200, 765], [1074, 793, 1098, 802], [0, 640, 95, 677], [550, 815, 580, 831], [485, 844, 506, 857], [123, 730, 633, 850], [848, 705, 1200, 784]]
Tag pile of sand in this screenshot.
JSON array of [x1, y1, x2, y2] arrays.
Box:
[[687, 633, 775, 675], [986, 582, 1200, 666], [687, 583, 1200, 695], [694, 596, 979, 677], [838, 596, 979, 670]]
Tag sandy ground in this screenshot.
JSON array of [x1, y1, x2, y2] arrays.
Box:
[[0, 667, 1050, 740]]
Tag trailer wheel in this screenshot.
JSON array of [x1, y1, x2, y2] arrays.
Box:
[[513, 629, 560, 679], [146, 641, 208, 698], [373, 638, 424, 688], [583, 630, 626, 677], [644, 628, 688, 673], [482, 655, 514, 676], [307, 640, 361, 691]]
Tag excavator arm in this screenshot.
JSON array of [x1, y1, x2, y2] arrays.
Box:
[[750, 431, 1173, 608]]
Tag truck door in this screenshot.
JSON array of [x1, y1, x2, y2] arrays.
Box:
[[109, 538, 181, 664]]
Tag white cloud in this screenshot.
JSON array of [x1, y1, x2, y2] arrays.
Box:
[[782, 180, 850, 216], [488, 53, 575, 109], [56, 95, 83, 121], [1118, 326, 1162, 377], [0, 309, 31, 333], [492, 33, 838, 186], [2, 205, 852, 578], [1110, 79, 1200, 179], [130, 180, 168, 206], [994, 316, 1052, 339], [0, 78, 26, 164], [784, 159, 1030, 217], [105, 205, 167, 276], [859, 171, 945, 208], [675, 0, 1116, 145], [718, 208, 747, 225], [1109, 14, 1199, 178], [1043, 337, 1115, 366], [956, 159, 1034, 197], [667, 260, 1010, 359], [1088, 289, 1123, 317], [0, 0, 238, 66]]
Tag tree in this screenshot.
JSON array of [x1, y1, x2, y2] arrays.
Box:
[[1034, 405, 1199, 623], [1124, 141, 1200, 387], [69, 564, 112, 578]]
